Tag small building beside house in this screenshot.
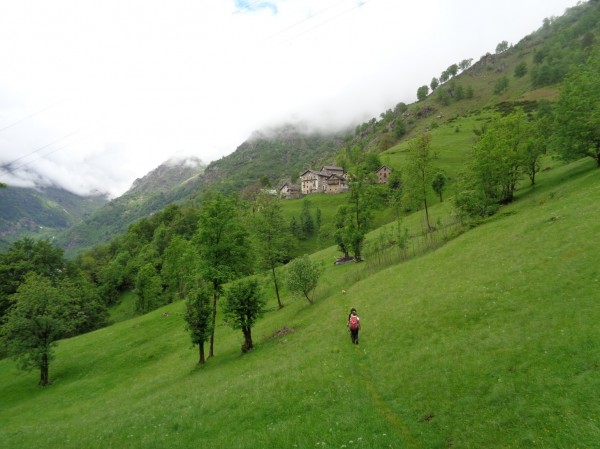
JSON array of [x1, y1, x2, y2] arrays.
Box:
[[376, 165, 392, 184], [325, 174, 348, 194], [279, 183, 301, 199]]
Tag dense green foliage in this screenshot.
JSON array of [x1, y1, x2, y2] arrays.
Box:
[[0, 5, 599, 447], [553, 48, 600, 165], [252, 194, 292, 308], [184, 280, 213, 364], [286, 254, 321, 304], [222, 278, 266, 353], [402, 134, 437, 230], [55, 159, 205, 257]]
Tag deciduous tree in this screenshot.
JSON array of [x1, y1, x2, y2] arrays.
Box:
[[470, 110, 528, 203], [286, 255, 320, 304], [403, 134, 436, 230], [195, 193, 252, 358], [184, 280, 213, 364], [496, 40, 509, 53], [135, 263, 163, 313], [222, 278, 266, 353], [416, 85, 429, 101], [0, 238, 65, 319], [252, 194, 290, 309], [553, 50, 600, 166], [0, 274, 79, 386], [431, 171, 447, 202], [494, 76, 510, 95], [162, 236, 198, 301]]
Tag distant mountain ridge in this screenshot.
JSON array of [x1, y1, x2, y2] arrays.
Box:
[[201, 123, 348, 193], [126, 157, 204, 197], [55, 157, 206, 256], [0, 185, 108, 251]]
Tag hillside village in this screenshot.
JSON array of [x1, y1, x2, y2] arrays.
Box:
[[279, 165, 392, 199]]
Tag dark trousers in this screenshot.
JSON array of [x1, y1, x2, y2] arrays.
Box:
[[350, 328, 359, 344]]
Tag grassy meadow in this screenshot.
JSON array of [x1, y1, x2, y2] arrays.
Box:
[[1, 157, 599, 448]]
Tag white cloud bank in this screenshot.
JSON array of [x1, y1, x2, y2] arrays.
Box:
[[0, 0, 580, 197]]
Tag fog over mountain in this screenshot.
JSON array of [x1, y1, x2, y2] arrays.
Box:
[[0, 0, 579, 198]]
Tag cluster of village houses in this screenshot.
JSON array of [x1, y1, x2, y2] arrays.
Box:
[[279, 165, 392, 199]]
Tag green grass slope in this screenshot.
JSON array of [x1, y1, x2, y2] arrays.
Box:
[[0, 159, 599, 448]]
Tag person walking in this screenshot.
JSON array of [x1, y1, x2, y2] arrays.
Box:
[[347, 308, 361, 344]]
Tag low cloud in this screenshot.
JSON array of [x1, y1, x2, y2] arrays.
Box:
[[0, 0, 578, 197]]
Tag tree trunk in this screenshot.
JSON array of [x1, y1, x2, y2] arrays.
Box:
[[424, 196, 431, 231], [209, 283, 218, 358], [39, 352, 49, 386], [304, 291, 314, 304], [198, 342, 205, 365], [272, 266, 283, 309], [241, 327, 253, 353]]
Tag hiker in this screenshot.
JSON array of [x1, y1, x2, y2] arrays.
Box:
[[347, 308, 361, 344]]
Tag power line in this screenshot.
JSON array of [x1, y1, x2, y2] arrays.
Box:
[[233, 0, 271, 14], [1, 126, 89, 169], [282, 0, 374, 43], [0, 101, 63, 134], [264, 0, 350, 41], [0, 128, 96, 177]]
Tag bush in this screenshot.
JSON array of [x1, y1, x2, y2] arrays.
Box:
[[514, 61, 527, 78], [454, 190, 499, 222]]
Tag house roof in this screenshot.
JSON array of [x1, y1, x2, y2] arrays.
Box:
[[377, 165, 392, 173], [301, 169, 328, 178], [321, 165, 344, 171]]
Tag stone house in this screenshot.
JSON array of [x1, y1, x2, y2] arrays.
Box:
[[325, 173, 348, 194], [301, 166, 348, 195], [279, 183, 301, 199], [320, 165, 345, 177], [300, 169, 329, 194], [376, 165, 392, 184]]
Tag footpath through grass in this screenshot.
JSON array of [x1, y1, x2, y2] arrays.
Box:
[[0, 160, 599, 448]]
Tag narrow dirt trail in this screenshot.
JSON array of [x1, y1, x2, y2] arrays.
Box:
[[355, 349, 423, 449]]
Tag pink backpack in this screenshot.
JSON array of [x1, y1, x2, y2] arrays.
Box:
[[349, 315, 359, 330]]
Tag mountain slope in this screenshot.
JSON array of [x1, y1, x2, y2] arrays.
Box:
[[55, 157, 206, 256], [0, 186, 108, 251], [201, 123, 347, 193], [0, 158, 598, 448]]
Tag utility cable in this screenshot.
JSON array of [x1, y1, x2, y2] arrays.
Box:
[[1, 125, 89, 170], [0, 101, 62, 134]]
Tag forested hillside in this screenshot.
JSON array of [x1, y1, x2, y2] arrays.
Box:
[[201, 123, 348, 192], [0, 186, 107, 251], [54, 157, 206, 257]]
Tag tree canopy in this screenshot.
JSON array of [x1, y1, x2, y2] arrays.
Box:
[[553, 50, 600, 166], [222, 278, 266, 353], [0, 274, 81, 386]]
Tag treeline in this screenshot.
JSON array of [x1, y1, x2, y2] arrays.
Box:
[[456, 48, 600, 217], [527, 1, 600, 88], [0, 164, 404, 384], [0, 189, 329, 383]]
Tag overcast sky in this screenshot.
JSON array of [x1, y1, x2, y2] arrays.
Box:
[[0, 0, 580, 197]]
